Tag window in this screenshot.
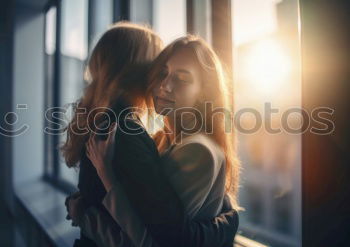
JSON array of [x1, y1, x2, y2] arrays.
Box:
[[232, 0, 302, 246], [58, 0, 89, 186], [152, 0, 187, 44], [88, 0, 114, 50], [130, 0, 187, 45]]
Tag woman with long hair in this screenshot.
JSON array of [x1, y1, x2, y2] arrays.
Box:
[[63, 24, 239, 247], [61, 21, 164, 247], [147, 35, 240, 211]]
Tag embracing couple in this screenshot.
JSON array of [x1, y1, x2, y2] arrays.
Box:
[[61, 21, 241, 247]]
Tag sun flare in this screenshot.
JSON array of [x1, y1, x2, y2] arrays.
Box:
[[244, 39, 291, 95]]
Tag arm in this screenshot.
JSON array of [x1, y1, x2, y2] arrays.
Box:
[[68, 190, 238, 247], [165, 140, 239, 246], [100, 174, 239, 247], [66, 193, 136, 247], [80, 206, 135, 247], [166, 142, 220, 217], [66, 189, 159, 247], [181, 195, 239, 247]]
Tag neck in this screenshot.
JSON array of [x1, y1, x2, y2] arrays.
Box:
[[164, 114, 179, 143], [165, 111, 200, 144]]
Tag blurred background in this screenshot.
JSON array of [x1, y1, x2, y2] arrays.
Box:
[[1, 0, 350, 247], [233, 1, 301, 246]]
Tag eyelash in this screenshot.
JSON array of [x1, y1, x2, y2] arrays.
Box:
[[158, 69, 189, 85], [174, 77, 187, 84], [159, 69, 168, 80]]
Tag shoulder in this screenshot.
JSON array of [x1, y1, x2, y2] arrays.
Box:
[[171, 133, 225, 175], [115, 117, 157, 152], [117, 116, 146, 135], [173, 133, 225, 164]]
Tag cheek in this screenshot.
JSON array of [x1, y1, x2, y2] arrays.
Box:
[[175, 85, 201, 108]]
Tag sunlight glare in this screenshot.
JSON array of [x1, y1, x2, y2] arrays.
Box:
[[244, 39, 291, 96]]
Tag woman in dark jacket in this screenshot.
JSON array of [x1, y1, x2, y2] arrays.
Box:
[[62, 23, 238, 247]]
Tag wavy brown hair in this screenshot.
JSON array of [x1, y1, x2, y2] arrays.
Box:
[[148, 35, 241, 210], [61, 22, 163, 168]]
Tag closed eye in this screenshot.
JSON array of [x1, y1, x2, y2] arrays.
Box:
[[159, 67, 169, 80], [174, 77, 188, 83], [174, 73, 192, 84]]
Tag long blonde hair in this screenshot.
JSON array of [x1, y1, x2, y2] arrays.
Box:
[[148, 35, 241, 210], [61, 22, 163, 168]]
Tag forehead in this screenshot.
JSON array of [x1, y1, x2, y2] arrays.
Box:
[[166, 47, 198, 70]]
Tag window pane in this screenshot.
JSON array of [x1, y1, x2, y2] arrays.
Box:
[[44, 6, 57, 177], [153, 0, 186, 44], [89, 0, 114, 50], [130, 0, 152, 26], [192, 0, 212, 43], [45, 7, 56, 55], [61, 0, 88, 60], [232, 0, 301, 246], [59, 0, 89, 186]]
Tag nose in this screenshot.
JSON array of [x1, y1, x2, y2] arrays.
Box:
[[160, 76, 173, 93]]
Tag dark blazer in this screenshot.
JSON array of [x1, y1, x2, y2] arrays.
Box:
[[76, 99, 239, 247]]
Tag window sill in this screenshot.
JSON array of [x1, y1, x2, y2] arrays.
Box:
[[15, 178, 267, 247], [234, 234, 269, 247], [15, 178, 80, 247]]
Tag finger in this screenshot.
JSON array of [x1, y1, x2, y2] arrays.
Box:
[[86, 137, 92, 153], [106, 122, 117, 147], [87, 137, 95, 155], [86, 139, 91, 152], [94, 135, 107, 153], [71, 191, 80, 199], [65, 194, 75, 208], [89, 132, 96, 145], [111, 122, 117, 133], [90, 132, 98, 149], [88, 131, 95, 143], [92, 130, 98, 142], [97, 119, 108, 129], [107, 122, 117, 145], [85, 142, 91, 158], [86, 146, 95, 164]]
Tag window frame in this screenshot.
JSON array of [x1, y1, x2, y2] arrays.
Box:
[[43, 0, 60, 187]]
